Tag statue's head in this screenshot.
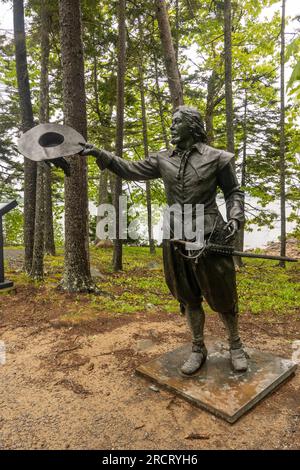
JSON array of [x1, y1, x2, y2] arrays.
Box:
[[170, 106, 207, 146]]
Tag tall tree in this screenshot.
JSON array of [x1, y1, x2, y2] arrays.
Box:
[[279, 0, 286, 267], [138, 19, 155, 254], [43, 24, 56, 258], [239, 88, 248, 253], [30, 0, 51, 279], [223, 0, 234, 155], [13, 0, 37, 274], [174, 0, 179, 62], [44, 165, 56, 255], [153, 50, 170, 149], [113, 0, 126, 271], [37, 1, 55, 256], [58, 0, 92, 291], [30, 163, 45, 279], [223, 0, 243, 267], [205, 68, 224, 146], [155, 0, 184, 109]]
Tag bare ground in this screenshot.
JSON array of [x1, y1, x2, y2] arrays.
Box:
[[0, 284, 299, 450]]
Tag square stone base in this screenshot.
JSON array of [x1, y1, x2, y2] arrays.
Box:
[[136, 339, 297, 423]]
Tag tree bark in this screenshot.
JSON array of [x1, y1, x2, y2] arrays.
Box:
[[44, 165, 55, 255], [224, 0, 235, 155], [175, 0, 179, 62], [41, 4, 55, 256], [92, 34, 101, 122], [92, 58, 116, 242], [113, 0, 126, 272], [31, 0, 51, 279], [59, 0, 92, 291], [13, 0, 37, 274], [138, 24, 155, 254], [224, 0, 243, 267], [205, 70, 217, 146], [30, 162, 45, 279], [279, 0, 286, 267], [154, 52, 170, 149], [92, 48, 110, 241], [241, 90, 247, 189], [155, 0, 184, 109], [239, 89, 248, 253]]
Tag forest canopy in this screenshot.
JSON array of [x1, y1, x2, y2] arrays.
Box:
[[0, 0, 299, 286]]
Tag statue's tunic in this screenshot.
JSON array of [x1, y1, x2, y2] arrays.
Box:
[[98, 142, 244, 314]]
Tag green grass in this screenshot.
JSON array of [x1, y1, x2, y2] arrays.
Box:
[[237, 260, 300, 315], [4, 244, 300, 319]]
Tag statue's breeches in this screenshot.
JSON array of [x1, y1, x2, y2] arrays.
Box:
[[163, 240, 238, 313]]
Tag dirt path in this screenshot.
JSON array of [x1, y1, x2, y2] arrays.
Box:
[[0, 298, 299, 450]]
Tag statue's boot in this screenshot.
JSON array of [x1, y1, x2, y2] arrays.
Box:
[[181, 304, 207, 375], [218, 310, 248, 372]]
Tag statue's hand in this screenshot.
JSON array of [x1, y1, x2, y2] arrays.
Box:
[[80, 143, 113, 171], [79, 143, 103, 158], [45, 157, 70, 176], [223, 219, 239, 241]]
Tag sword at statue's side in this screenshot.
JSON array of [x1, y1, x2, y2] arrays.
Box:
[[170, 239, 298, 263]]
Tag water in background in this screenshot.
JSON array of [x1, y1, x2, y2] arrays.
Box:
[[152, 197, 296, 249], [89, 197, 296, 250], [218, 197, 296, 249]]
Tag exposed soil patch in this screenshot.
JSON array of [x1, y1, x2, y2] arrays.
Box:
[[0, 293, 299, 450], [1, 244, 299, 449]]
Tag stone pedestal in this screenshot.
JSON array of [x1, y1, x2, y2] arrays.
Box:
[[136, 339, 297, 423]]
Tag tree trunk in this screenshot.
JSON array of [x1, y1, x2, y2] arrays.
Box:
[[99, 171, 109, 206], [92, 34, 101, 121], [13, 0, 37, 274], [154, 53, 170, 149], [31, 0, 51, 279], [44, 165, 56, 255], [138, 22, 155, 254], [59, 0, 92, 291], [30, 162, 45, 279], [224, 0, 235, 155], [205, 70, 217, 146], [279, 0, 286, 267], [41, 3, 55, 256], [92, 47, 111, 242], [175, 0, 179, 62], [155, 0, 184, 109], [113, 0, 126, 272], [239, 89, 248, 253], [224, 0, 242, 267], [241, 91, 247, 189]]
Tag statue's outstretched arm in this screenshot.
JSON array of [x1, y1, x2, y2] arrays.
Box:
[[81, 144, 160, 181]]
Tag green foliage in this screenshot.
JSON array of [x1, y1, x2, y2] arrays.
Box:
[[286, 34, 300, 99], [3, 208, 23, 245], [1, 0, 300, 243]]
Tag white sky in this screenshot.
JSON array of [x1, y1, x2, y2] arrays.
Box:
[[0, 1, 13, 32]]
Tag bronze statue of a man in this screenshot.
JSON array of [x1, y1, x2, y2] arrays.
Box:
[[81, 106, 248, 374]]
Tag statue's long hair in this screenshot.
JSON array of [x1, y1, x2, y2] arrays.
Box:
[[174, 106, 208, 143]]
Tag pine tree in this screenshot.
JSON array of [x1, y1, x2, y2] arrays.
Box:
[[58, 0, 92, 291], [13, 0, 37, 273]]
